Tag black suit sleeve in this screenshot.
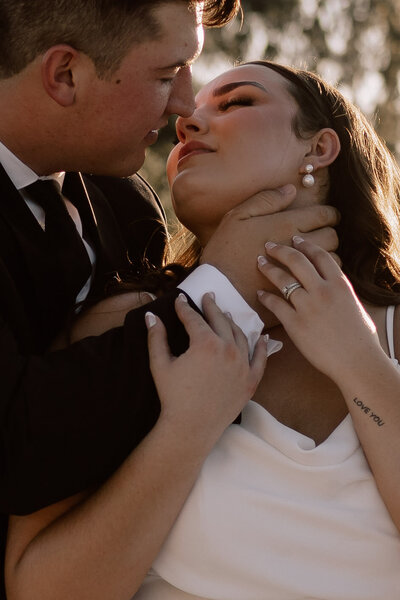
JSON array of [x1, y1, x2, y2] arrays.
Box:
[[0, 289, 193, 515], [85, 173, 168, 270], [0, 172, 193, 515]]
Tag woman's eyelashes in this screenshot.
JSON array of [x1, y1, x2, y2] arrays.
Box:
[[218, 96, 255, 112], [170, 96, 255, 145]]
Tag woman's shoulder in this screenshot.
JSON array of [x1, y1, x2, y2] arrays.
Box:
[[393, 304, 400, 361], [364, 303, 400, 361]]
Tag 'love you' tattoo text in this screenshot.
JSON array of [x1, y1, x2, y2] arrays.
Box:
[[352, 398, 385, 427]]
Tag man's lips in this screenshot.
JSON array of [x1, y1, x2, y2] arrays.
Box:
[[178, 141, 214, 164]]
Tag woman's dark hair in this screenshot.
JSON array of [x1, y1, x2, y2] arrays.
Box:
[[247, 60, 400, 305], [172, 60, 400, 305]]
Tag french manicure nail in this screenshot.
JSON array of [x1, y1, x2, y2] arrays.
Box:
[[141, 292, 157, 302], [265, 241, 277, 250], [292, 236, 305, 244], [258, 255, 268, 266], [145, 311, 157, 328], [266, 339, 283, 357], [178, 292, 188, 302]]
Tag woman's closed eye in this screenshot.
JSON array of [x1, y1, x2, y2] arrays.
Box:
[[218, 96, 255, 111]]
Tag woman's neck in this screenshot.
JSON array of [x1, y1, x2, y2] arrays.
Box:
[[253, 324, 348, 445]]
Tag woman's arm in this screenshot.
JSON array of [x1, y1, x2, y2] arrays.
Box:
[[5, 294, 267, 600], [257, 237, 400, 529]]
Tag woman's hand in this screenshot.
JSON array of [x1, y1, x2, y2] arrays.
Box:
[[146, 293, 268, 444], [256, 236, 382, 384]]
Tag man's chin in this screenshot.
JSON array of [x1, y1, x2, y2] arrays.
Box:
[[89, 154, 146, 178]]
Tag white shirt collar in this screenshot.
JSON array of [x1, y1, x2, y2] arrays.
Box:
[[0, 139, 65, 191]]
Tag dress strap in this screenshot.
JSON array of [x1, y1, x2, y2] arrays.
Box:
[[385, 305, 396, 359]]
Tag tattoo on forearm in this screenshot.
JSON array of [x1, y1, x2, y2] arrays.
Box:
[[352, 398, 385, 427]]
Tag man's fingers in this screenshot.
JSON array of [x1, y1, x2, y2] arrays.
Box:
[[301, 226, 338, 253], [228, 185, 296, 220], [329, 252, 342, 267], [294, 205, 340, 231]]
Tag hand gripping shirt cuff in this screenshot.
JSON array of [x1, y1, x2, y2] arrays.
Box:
[[179, 264, 264, 356]]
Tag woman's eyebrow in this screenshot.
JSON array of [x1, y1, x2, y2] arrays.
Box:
[[212, 81, 268, 97]]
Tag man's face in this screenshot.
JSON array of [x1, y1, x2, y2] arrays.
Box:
[[72, 2, 204, 176]]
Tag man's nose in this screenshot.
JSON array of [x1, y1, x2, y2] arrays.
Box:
[[166, 67, 196, 118]]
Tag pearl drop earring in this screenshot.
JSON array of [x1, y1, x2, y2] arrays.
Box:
[[302, 164, 315, 188]]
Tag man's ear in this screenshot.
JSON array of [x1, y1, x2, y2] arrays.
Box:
[[307, 128, 341, 169], [41, 45, 80, 107]]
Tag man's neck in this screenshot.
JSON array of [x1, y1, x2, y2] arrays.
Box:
[[0, 139, 64, 189]]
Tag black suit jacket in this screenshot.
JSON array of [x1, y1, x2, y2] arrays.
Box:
[[0, 167, 192, 596]]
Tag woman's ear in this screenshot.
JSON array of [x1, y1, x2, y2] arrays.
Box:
[[40, 45, 80, 107], [307, 128, 341, 169]]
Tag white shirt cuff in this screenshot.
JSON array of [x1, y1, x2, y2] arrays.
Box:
[[179, 264, 264, 355]]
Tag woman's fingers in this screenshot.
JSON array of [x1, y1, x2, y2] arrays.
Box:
[[257, 238, 342, 301], [257, 251, 309, 303], [250, 334, 269, 382], [139, 291, 157, 306], [147, 293, 252, 371], [202, 293, 254, 358], [291, 236, 343, 276], [201, 293, 235, 341], [173, 292, 214, 341], [145, 293, 268, 433], [146, 311, 172, 372], [257, 289, 296, 328]]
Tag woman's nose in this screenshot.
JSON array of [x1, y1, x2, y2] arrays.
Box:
[[176, 109, 209, 142]]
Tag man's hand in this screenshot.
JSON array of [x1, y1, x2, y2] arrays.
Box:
[[201, 186, 339, 310]]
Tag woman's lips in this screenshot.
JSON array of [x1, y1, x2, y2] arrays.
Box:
[[177, 141, 214, 166]]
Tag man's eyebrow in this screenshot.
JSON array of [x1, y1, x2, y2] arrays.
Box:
[[157, 58, 195, 71], [157, 60, 190, 71], [212, 81, 268, 97]]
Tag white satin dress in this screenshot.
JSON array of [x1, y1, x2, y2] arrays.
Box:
[[133, 306, 400, 600]]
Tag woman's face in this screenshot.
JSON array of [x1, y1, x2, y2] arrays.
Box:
[[167, 64, 312, 244]]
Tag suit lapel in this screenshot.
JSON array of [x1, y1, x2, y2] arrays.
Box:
[[0, 163, 49, 291], [0, 163, 47, 252], [0, 166, 132, 348], [0, 164, 57, 347]]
